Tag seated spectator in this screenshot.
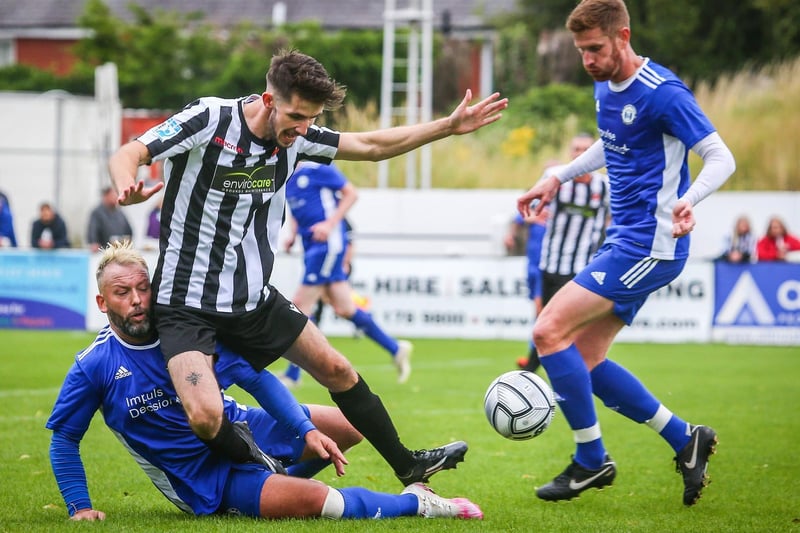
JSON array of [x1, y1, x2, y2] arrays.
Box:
[[756, 216, 800, 261], [718, 215, 755, 263], [0, 190, 17, 247], [87, 186, 133, 252], [31, 202, 70, 249]]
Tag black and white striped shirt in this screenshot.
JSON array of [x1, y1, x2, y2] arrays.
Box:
[[138, 95, 339, 313], [539, 168, 610, 276]]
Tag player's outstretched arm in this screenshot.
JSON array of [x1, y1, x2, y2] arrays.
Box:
[[50, 430, 102, 520], [335, 90, 508, 162], [108, 141, 164, 206]]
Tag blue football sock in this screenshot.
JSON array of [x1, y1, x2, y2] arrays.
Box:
[[351, 309, 399, 356], [591, 359, 690, 452], [284, 363, 301, 382], [540, 344, 605, 468], [285, 458, 330, 479], [339, 487, 419, 518]]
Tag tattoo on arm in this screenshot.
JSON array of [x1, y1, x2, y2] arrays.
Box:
[[185, 372, 202, 386]]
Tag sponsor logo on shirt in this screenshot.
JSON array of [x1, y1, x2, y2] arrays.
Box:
[[154, 118, 182, 140], [212, 136, 245, 154], [212, 165, 277, 194], [125, 387, 181, 419]]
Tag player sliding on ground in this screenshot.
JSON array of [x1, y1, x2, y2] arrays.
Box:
[[47, 241, 483, 521]]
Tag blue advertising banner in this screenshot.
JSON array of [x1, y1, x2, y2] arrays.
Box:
[[0, 251, 89, 329], [713, 261, 800, 345]]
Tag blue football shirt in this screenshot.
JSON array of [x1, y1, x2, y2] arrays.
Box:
[[46, 326, 305, 515], [595, 58, 715, 260]]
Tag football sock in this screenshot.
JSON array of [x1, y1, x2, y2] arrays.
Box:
[[524, 343, 541, 372], [312, 300, 324, 325], [284, 363, 301, 382], [540, 344, 605, 469], [329, 374, 414, 475], [286, 458, 330, 478], [200, 416, 254, 463], [322, 488, 418, 519], [350, 309, 399, 356], [591, 359, 690, 452]]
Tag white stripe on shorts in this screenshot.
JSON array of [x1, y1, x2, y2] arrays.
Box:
[[619, 257, 660, 288]]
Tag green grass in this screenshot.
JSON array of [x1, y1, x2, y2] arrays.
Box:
[[1, 330, 799, 532]]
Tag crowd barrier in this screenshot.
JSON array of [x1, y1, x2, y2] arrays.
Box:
[[1, 250, 798, 346]]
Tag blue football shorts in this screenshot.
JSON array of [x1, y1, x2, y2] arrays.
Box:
[[302, 241, 348, 285], [527, 266, 543, 300], [572, 242, 686, 325], [219, 405, 311, 517]]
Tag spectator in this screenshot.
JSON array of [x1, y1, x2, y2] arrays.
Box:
[[146, 197, 162, 240], [0, 190, 17, 247], [87, 186, 133, 252], [756, 216, 800, 261], [31, 202, 70, 249], [717, 215, 755, 263]]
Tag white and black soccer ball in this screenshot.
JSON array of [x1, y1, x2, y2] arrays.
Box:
[[484, 370, 555, 440]]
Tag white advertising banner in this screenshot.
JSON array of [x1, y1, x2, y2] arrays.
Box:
[[85, 253, 715, 343], [273, 256, 714, 343], [271, 255, 534, 340]]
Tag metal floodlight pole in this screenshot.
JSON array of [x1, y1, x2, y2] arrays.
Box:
[[420, 0, 433, 189], [405, 10, 419, 189], [379, 0, 434, 189], [378, 0, 396, 188]]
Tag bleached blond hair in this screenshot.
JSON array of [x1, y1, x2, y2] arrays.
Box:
[[95, 240, 150, 291]]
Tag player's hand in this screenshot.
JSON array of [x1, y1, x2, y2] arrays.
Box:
[[303, 429, 348, 476], [672, 199, 696, 237], [517, 176, 559, 217], [310, 220, 334, 242], [118, 180, 164, 206], [70, 508, 106, 521], [523, 207, 550, 225], [448, 90, 508, 135]]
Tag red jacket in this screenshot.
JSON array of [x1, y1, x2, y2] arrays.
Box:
[[756, 233, 800, 261]]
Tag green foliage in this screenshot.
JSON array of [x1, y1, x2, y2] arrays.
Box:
[[0, 64, 93, 95], [68, 2, 387, 110], [495, 22, 540, 96], [507, 84, 596, 151], [2, 330, 799, 532]]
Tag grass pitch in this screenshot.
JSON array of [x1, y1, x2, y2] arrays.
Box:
[[1, 329, 798, 532]]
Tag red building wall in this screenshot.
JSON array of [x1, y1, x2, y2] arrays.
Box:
[[16, 38, 78, 76]]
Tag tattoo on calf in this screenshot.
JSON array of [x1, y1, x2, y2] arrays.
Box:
[[185, 372, 202, 386]]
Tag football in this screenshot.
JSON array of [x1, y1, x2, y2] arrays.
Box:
[[484, 370, 555, 440]]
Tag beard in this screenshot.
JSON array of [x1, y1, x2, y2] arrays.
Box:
[[591, 43, 622, 82], [107, 307, 153, 341]]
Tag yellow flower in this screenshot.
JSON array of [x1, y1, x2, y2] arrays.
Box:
[[501, 126, 536, 157]]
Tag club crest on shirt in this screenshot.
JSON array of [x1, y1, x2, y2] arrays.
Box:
[[621, 104, 637, 125]]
